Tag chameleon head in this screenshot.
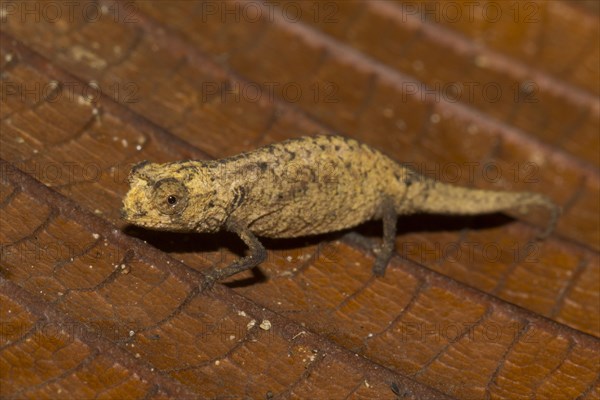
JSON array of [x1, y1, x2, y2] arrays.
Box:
[[121, 160, 223, 232]]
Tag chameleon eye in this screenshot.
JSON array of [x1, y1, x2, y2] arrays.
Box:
[[153, 178, 188, 215]]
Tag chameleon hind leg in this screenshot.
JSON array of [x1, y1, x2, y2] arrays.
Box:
[[372, 197, 397, 277]]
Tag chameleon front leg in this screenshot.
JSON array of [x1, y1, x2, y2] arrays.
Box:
[[202, 218, 267, 289], [372, 197, 397, 277]]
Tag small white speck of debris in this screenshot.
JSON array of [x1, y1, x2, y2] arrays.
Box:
[[474, 55, 489, 68], [129, 330, 135, 337], [215, 360, 220, 366], [94, 209, 102, 215], [33, 149, 39, 154], [530, 150, 546, 166], [92, 233, 100, 239], [120, 264, 126, 269], [135, 353, 141, 358], [259, 320, 272, 330], [77, 95, 92, 106], [70, 258, 74, 262], [430, 113, 441, 124], [4, 53, 13, 62], [292, 331, 306, 340], [367, 333, 374, 338], [136, 144, 142, 151], [92, 107, 100, 116], [286, 256, 293, 262], [15, 137, 25, 144], [364, 380, 371, 388], [89, 265, 93, 269], [121, 139, 128, 148], [247, 319, 256, 330], [229, 335, 236, 341], [237, 310, 248, 317], [57, 292, 64, 296]]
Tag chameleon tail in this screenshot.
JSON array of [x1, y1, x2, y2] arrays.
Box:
[[410, 180, 560, 239]]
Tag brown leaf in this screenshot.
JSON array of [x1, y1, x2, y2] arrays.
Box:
[[1, 1, 598, 399]]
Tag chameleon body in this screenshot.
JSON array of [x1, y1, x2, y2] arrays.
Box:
[[121, 135, 559, 286]]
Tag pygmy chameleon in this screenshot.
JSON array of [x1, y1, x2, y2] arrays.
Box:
[[121, 135, 559, 287]]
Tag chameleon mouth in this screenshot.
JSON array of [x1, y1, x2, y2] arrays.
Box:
[[120, 207, 148, 222]]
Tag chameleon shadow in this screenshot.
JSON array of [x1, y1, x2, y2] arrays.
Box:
[[121, 224, 347, 287], [122, 212, 516, 286], [121, 225, 346, 255], [357, 211, 516, 238]]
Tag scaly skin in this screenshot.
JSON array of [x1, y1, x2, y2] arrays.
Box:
[[121, 135, 560, 286]]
